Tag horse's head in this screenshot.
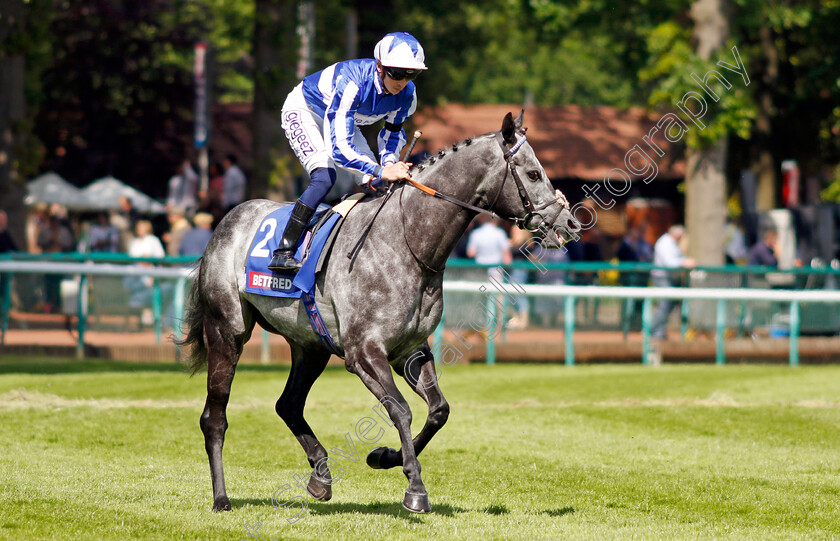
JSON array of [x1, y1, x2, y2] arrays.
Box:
[[490, 110, 580, 248]]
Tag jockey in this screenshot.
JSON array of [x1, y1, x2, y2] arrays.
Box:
[[268, 31, 427, 272]]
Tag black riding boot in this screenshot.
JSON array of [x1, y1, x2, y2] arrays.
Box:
[[267, 201, 315, 272]]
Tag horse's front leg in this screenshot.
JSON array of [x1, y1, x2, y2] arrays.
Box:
[[345, 342, 431, 513], [367, 344, 449, 470]]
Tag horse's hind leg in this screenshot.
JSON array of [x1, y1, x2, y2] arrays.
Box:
[[346, 343, 431, 513], [200, 316, 248, 512], [367, 343, 449, 470], [275, 344, 333, 501]]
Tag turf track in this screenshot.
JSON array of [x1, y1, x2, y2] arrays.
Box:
[[2, 357, 839, 540]]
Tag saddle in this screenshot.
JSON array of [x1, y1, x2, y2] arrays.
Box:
[[244, 194, 364, 299]]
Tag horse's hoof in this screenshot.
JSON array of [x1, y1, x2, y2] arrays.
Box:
[[366, 446, 400, 469], [402, 491, 431, 513], [306, 473, 332, 501], [212, 496, 232, 512], [366, 446, 388, 469]]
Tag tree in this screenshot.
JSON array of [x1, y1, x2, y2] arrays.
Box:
[[0, 0, 53, 249], [684, 0, 730, 266], [251, 0, 298, 200]]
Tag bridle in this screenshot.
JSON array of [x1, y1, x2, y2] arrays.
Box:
[[396, 130, 561, 272], [492, 130, 559, 232], [401, 130, 557, 232]]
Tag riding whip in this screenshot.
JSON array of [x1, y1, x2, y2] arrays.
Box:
[[401, 130, 422, 162], [347, 131, 424, 270]]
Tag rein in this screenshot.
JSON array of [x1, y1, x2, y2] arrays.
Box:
[[349, 130, 552, 274], [403, 131, 547, 231], [397, 131, 534, 273]]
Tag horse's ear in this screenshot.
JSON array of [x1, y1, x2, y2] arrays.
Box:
[[514, 109, 525, 130], [501, 112, 516, 145]]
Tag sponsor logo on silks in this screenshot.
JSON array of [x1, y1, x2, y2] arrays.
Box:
[[248, 271, 295, 292], [284, 111, 315, 157]]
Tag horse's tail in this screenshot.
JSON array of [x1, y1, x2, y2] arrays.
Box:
[[176, 257, 209, 374]]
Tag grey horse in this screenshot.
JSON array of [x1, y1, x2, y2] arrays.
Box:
[[180, 110, 579, 513]]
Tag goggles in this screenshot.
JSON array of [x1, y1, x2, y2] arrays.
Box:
[[383, 66, 420, 81]]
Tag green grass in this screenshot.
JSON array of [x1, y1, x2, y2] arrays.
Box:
[[2, 358, 840, 540]]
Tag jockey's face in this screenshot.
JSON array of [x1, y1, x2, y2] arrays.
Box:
[[377, 62, 409, 95]]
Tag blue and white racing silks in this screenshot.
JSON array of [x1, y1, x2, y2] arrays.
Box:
[[301, 58, 417, 178]]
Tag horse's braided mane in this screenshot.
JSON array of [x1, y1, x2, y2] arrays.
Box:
[[410, 132, 488, 172], [409, 127, 526, 173]]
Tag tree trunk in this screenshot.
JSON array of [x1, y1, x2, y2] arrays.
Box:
[[685, 0, 729, 265], [0, 53, 28, 250], [251, 0, 298, 201], [752, 25, 779, 211]]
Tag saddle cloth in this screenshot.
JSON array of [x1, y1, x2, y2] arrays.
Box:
[[244, 195, 363, 298]]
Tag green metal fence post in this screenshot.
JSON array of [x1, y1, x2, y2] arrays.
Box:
[[261, 328, 270, 364], [715, 298, 726, 365], [500, 287, 508, 342], [76, 274, 88, 359], [790, 300, 800, 367], [564, 295, 575, 366], [433, 319, 444, 361], [152, 279, 162, 344], [173, 276, 186, 362], [485, 294, 496, 365], [1, 272, 11, 345], [622, 298, 633, 339], [642, 297, 653, 365], [680, 297, 690, 339]]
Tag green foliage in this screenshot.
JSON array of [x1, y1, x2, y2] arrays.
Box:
[[640, 22, 757, 149], [395, 0, 656, 107], [819, 165, 840, 203]]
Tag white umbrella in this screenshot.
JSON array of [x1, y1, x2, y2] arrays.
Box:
[[25, 172, 88, 209], [80, 176, 166, 214]]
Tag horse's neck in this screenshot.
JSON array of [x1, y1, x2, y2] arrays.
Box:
[[398, 137, 502, 269]]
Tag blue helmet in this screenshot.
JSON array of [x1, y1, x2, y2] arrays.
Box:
[[374, 32, 427, 70]]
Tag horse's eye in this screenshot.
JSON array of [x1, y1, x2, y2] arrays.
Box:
[[527, 170, 541, 181]]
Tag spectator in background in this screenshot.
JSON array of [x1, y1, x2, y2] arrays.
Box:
[[507, 227, 532, 329], [467, 215, 512, 333], [724, 217, 748, 264], [26, 203, 49, 254], [118, 196, 139, 231], [222, 154, 246, 213], [617, 222, 652, 331], [128, 220, 165, 261], [179, 212, 214, 256], [532, 239, 569, 327], [617, 222, 652, 263], [650, 224, 696, 339], [166, 159, 199, 215], [747, 229, 779, 267], [163, 207, 191, 256], [125, 220, 171, 328], [467, 215, 512, 274], [87, 212, 120, 253], [197, 161, 226, 225], [36, 207, 76, 313]]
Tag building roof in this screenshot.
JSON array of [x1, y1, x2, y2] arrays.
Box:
[[411, 104, 686, 181]]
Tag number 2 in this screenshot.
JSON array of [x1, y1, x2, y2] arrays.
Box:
[[250, 218, 278, 258]]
